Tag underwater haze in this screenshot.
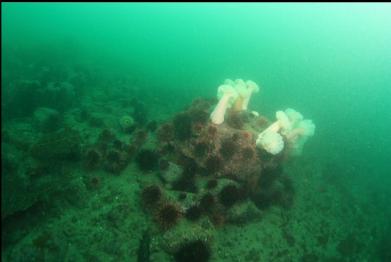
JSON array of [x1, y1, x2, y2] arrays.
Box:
[[2, 3, 391, 261]]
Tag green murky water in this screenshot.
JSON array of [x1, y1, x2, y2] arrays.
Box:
[[2, 3, 391, 261]]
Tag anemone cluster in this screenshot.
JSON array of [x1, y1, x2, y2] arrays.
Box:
[[138, 79, 315, 260]]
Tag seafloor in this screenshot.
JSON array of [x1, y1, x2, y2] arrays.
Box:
[[2, 57, 390, 262]]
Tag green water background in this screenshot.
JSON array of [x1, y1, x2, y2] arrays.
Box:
[[3, 1, 391, 242]]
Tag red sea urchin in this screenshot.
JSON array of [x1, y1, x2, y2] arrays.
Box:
[[241, 131, 253, 141], [206, 125, 218, 138], [155, 202, 182, 230], [242, 146, 255, 160], [192, 122, 205, 135], [189, 109, 209, 124], [193, 141, 209, 158], [219, 139, 237, 160]]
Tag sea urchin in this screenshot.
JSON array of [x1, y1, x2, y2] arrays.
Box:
[[155, 202, 182, 230]]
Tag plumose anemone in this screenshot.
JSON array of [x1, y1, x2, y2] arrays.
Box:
[[256, 110, 291, 155], [226, 78, 260, 111], [256, 108, 316, 156], [283, 108, 316, 155], [256, 131, 284, 155], [241, 80, 260, 110], [210, 84, 238, 125]]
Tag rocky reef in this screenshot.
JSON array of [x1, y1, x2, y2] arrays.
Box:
[[135, 78, 312, 260], [1, 75, 319, 261]]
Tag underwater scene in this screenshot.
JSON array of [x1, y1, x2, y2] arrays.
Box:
[[2, 3, 391, 262]]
